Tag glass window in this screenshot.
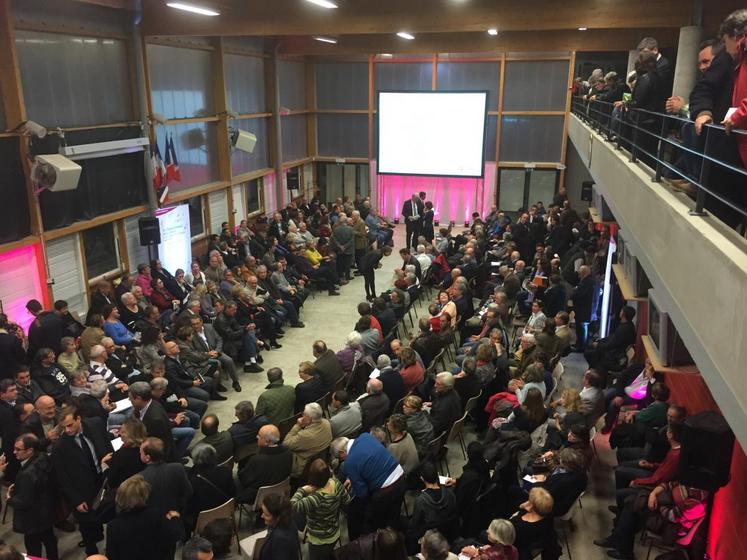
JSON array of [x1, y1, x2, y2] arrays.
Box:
[[436, 61, 501, 110], [317, 114, 368, 158], [503, 61, 569, 112], [499, 115, 565, 162], [148, 44, 214, 120], [281, 115, 308, 163], [83, 224, 119, 279], [245, 179, 262, 214], [224, 53, 266, 114], [16, 31, 132, 127], [155, 122, 220, 191], [188, 196, 204, 237], [375, 63, 432, 99], [278, 60, 307, 110], [316, 63, 369, 110]]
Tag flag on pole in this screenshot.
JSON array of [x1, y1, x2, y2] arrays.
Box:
[[151, 140, 166, 190], [153, 139, 169, 204], [166, 134, 182, 182]]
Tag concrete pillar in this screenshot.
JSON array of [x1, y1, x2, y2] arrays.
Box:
[[672, 26, 703, 99], [626, 50, 638, 78]]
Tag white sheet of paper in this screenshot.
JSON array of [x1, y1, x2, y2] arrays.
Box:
[[369, 368, 380, 379], [113, 399, 133, 413], [111, 437, 124, 452], [725, 107, 738, 120], [523, 474, 538, 484], [439, 476, 449, 485]]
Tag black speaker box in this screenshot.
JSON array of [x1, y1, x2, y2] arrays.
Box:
[[679, 411, 734, 492], [138, 217, 161, 246], [287, 169, 300, 191], [581, 180, 594, 202]]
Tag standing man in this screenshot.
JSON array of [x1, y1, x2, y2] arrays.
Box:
[[571, 265, 594, 352], [360, 245, 393, 302], [331, 432, 406, 539], [0, 379, 22, 482], [402, 194, 424, 250], [52, 405, 113, 556], [129, 382, 175, 461], [7, 433, 58, 560]]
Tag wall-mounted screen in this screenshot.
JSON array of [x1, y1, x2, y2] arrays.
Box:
[[377, 91, 488, 178]]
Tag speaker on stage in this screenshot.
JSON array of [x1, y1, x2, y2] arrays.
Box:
[[138, 217, 161, 246], [679, 411, 734, 492], [581, 180, 594, 202]]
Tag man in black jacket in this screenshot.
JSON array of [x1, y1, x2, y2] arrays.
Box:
[[570, 265, 594, 351], [312, 340, 345, 389], [163, 341, 221, 402], [237, 424, 293, 503], [139, 437, 193, 515], [359, 379, 391, 432], [294, 363, 327, 414], [0, 379, 22, 482], [0, 314, 26, 380], [52, 405, 113, 556], [7, 433, 58, 560], [129, 381, 175, 461], [402, 194, 425, 250], [360, 246, 393, 301], [212, 302, 263, 373], [584, 306, 637, 377], [411, 318, 442, 369], [26, 299, 64, 359], [428, 372, 463, 437]]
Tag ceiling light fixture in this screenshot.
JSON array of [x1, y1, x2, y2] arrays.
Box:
[[380, 53, 393, 58], [313, 36, 338, 44], [166, 2, 220, 16], [578, 27, 588, 31], [305, 0, 338, 8], [397, 32, 415, 40], [487, 28, 498, 36]]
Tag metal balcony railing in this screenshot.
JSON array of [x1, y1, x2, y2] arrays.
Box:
[[571, 97, 747, 226]]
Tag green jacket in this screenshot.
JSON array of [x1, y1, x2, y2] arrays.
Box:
[[635, 400, 668, 428], [352, 219, 369, 250], [255, 380, 296, 424]]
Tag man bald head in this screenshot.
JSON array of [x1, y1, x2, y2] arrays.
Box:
[[35, 395, 57, 422], [164, 341, 179, 357], [258, 424, 280, 447], [367, 378, 383, 395]]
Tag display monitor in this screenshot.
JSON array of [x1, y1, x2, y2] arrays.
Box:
[[377, 91, 488, 177]]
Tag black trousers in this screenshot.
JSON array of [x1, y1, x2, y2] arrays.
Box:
[[24, 527, 59, 560], [363, 269, 377, 299], [74, 511, 104, 555], [405, 221, 421, 249], [347, 477, 405, 540]]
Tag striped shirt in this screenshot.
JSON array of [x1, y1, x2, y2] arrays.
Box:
[[88, 361, 122, 388], [291, 477, 351, 545]]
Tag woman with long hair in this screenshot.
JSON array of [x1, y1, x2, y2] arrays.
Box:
[[259, 494, 299, 560]]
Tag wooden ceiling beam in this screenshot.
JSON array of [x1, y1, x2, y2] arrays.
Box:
[[276, 28, 682, 57], [141, 0, 708, 37]]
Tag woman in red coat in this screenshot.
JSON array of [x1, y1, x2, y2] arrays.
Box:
[[149, 278, 178, 313], [720, 10, 747, 167]]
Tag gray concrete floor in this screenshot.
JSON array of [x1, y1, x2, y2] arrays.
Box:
[[0, 226, 655, 559]]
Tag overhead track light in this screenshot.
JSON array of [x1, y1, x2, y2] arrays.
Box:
[[313, 36, 338, 44], [305, 0, 338, 8], [487, 28, 498, 36], [578, 27, 588, 31], [397, 32, 415, 40], [166, 2, 220, 16]]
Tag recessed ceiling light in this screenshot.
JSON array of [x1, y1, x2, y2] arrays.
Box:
[[578, 27, 588, 31], [166, 2, 220, 16], [305, 0, 338, 8], [380, 53, 394, 58], [487, 28, 498, 36], [397, 32, 415, 40], [313, 36, 338, 44]]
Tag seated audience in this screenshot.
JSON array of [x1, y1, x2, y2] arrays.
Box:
[[238, 424, 293, 504], [403, 394, 435, 457], [197, 414, 234, 466], [330, 389, 363, 438], [256, 367, 296, 424], [429, 372, 463, 437], [359, 378, 391, 432], [284, 402, 333, 478], [407, 461, 459, 552], [186, 443, 236, 530], [385, 413, 419, 475], [294, 361, 327, 414]]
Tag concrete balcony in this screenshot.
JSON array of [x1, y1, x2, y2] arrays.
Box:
[[567, 113, 747, 447]]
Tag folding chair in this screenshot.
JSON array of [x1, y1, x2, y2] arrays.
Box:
[[237, 477, 291, 530], [447, 411, 469, 459], [196, 498, 238, 552], [425, 431, 450, 476], [554, 491, 585, 560]]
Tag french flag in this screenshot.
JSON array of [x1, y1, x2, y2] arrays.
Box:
[[166, 134, 181, 183], [151, 140, 166, 191]]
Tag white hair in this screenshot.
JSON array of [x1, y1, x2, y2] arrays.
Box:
[[120, 292, 135, 305], [417, 244, 426, 254], [376, 354, 391, 369], [89, 379, 109, 399], [346, 331, 362, 347], [304, 402, 323, 422], [331, 437, 349, 457], [435, 371, 455, 387], [90, 344, 106, 360], [367, 378, 383, 394]]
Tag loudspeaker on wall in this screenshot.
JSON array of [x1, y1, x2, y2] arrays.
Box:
[[679, 411, 734, 492], [138, 217, 161, 246]]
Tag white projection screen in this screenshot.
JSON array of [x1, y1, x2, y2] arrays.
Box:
[[377, 91, 488, 177]]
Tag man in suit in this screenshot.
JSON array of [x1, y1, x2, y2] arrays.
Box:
[[212, 301, 263, 373], [584, 305, 637, 376], [0, 379, 22, 482], [129, 381, 175, 461], [332, 216, 355, 281], [26, 299, 64, 358], [294, 363, 327, 414], [402, 194, 425, 250], [579, 369, 604, 428], [0, 314, 25, 380], [428, 372, 463, 437], [52, 405, 113, 555], [190, 315, 241, 392], [139, 437, 193, 515], [358, 379, 390, 432], [20, 395, 60, 453], [283, 403, 333, 478], [163, 341, 222, 402], [197, 414, 234, 465], [570, 265, 594, 351], [237, 424, 292, 503], [376, 357, 404, 416], [312, 340, 345, 389], [228, 400, 269, 449], [399, 247, 422, 281], [410, 318, 442, 369], [637, 36, 673, 95]]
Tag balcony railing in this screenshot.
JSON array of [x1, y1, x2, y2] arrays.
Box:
[[571, 97, 747, 228]]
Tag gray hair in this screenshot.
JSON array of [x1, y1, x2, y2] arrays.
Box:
[[89, 344, 106, 360], [421, 530, 450, 560], [150, 377, 168, 391], [331, 436, 349, 457], [346, 331, 362, 347], [487, 518, 516, 546], [462, 357, 477, 375], [89, 379, 109, 399], [370, 426, 387, 444], [100, 337, 114, 347], [191, 442, 217, 468], [604, 71, 618, 81], [304, 402, 323, 422], [120, 292, 135, 305], [376, 354, 391, 369], [60, 336, 76, 349], [417, 244, 426, 254], [435, 371, 455, 388], [367, 378, 383, 394], [235, 400, 255, 421], [129, 381, 152, 400], [186, 299, 201, 311]]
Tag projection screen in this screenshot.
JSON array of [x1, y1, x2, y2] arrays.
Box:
[[377, 91, 488, 178]]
